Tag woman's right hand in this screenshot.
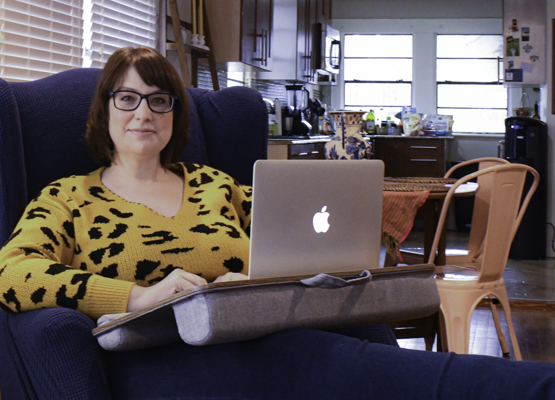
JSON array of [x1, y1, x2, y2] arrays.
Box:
[[127, 269, 207, 312]]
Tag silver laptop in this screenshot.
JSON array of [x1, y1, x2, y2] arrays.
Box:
[[248, 159, 384, 279]]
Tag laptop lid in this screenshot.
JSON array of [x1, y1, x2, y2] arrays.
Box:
[[248, 159, 384, 279]]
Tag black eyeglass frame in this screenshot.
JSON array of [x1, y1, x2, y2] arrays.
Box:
[[108, 90, 178, 113]]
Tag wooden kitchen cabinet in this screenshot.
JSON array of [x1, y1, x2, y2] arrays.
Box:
[[205, 0, 273, 71], [296, 0, 315, 83], [297, 0, 332, 83], [268, 140, 327, 160], [371, 137, 451, 177], [258, 0, 330, 82]]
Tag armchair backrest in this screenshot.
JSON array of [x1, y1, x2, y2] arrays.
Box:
[[0, 68, 268, 247]]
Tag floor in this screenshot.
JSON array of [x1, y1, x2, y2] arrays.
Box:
[[386, 229, 555, 363]]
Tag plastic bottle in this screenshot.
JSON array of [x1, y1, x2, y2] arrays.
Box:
[[364, 109, 376, 134], [386, 116, 394, 135]]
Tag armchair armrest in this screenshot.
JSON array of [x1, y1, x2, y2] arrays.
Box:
[[0, 308, 112, 399]]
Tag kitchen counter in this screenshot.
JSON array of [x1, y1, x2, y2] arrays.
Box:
[[267, 135, 453, 167], [268, 134, 454, 144], [367, 135, 454, 140], [267, 135, 333, 145]]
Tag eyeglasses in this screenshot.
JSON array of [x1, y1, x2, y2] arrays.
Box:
[[109, 90, 177, 113]]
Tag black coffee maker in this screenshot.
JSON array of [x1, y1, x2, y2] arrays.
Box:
[[282, 85, 323, 136]]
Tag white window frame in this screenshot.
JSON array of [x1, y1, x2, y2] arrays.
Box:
[[343, 34, 413, 117], [436, 34, 507, 134]]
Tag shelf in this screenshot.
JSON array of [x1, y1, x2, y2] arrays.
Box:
[[166, 41, 211, 56], [166, 15, 192, 31]]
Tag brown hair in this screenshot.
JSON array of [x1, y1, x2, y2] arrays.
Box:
[[85, 46, 189, 167]]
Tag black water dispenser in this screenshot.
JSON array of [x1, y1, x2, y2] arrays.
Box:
[[504, 116, 548, 260]]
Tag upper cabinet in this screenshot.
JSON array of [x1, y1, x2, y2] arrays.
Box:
[[258, 0, 332, 83], [205, 0, 273, 71]]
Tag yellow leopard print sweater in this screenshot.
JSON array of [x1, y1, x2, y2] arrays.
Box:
[[0, 163, 252, 320]]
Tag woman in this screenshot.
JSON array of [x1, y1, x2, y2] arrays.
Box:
[[0, 47, 250, 320], [1, 47, 554, 400]]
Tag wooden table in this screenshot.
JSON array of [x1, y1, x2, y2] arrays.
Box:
[[383, 181, 478, 267], [383, 181, 477, 352]]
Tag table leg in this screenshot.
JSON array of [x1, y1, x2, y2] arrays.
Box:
[[383, 251, 398, 268], [423, 198, 446, 265]]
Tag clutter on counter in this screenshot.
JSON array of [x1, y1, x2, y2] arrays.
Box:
[[266, 99, 455, 138]]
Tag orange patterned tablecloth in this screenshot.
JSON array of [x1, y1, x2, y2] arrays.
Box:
[[382, 190, 430, 259]]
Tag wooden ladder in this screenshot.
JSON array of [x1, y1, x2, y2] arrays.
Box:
[[167, 0, 220, 90]]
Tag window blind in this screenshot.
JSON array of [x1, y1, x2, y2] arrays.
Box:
[[0, 0, 84, 81], [88, 0, 158, 68]]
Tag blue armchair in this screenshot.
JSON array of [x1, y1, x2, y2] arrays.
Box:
[[0, 68, 269, 399], [0, 68, 400, 399]]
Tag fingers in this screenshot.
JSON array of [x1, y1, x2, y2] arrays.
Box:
[[127, 269, 207, 312], [214, 272, 249, 283], [168, 269, 207, 287]]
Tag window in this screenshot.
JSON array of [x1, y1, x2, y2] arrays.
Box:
[[0, 0, 159, 81], [0, 0, 84, 81], [84, 0, 159, 68], [343, 34, 412, 123], [437, 35, 507, 134]]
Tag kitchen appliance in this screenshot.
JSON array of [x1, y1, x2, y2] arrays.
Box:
[[283, 84, 312, 136], [314, 23, 341, 75], [263, 98, 283, 136], [504, 116, 548, 260]]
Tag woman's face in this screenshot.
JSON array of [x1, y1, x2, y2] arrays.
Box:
[[108, 67, 173, 164]]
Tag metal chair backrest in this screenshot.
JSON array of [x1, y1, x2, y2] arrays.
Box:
[[430, 163, 539, 282], [444, 157, 510, 261]]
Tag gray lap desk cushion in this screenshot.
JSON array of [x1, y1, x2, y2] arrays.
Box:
[[94, 264, 440, 351]]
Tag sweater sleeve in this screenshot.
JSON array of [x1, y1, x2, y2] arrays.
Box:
[[230, 181, 253, 236], [0, 185, 134, 320]]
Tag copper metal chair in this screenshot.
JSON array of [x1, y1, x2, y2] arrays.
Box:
[[429, 163, 539, 360], [441, 157, 511, 266]]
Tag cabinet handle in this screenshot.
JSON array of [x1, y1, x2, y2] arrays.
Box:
[[410, 146, 437, 149], [295, 151, 319, 156], [263, 29, 268, 66], [253, 30, 266, 63], [410, 159, 437, 162], [303, 51, 313, 78], [269, 0, 273, 58]]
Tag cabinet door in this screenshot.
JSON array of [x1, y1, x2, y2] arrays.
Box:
[[241, 0, 257, 67], [307, 0, 317, 83], [297, 0, 318, 83], [404, 140, 445, 177], [318, 0, 332, 24], [296, 0, 308, 82], [254, 0, 273, 70], [374, 138, 405, 177]]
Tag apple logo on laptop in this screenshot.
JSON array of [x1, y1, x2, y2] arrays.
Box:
[[313, 206, 330, 233]]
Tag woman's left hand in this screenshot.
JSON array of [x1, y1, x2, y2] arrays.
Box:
[[213, 272, 249, 283]]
